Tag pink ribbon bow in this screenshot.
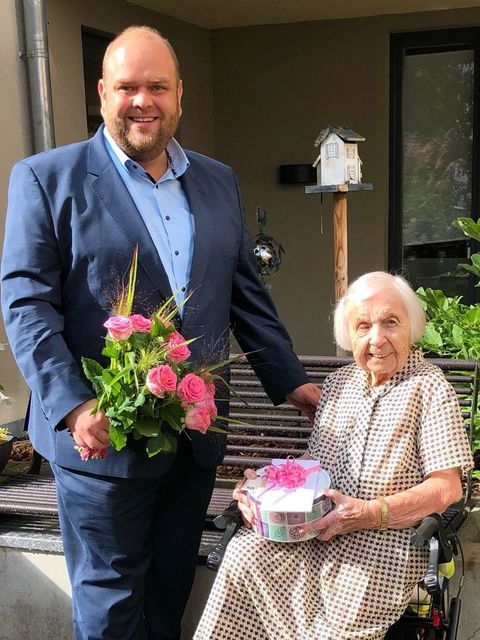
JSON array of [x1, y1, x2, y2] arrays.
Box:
[[264, 456, 308, 489]]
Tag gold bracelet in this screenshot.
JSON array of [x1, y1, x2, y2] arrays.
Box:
[[378, 496, 389, 531]]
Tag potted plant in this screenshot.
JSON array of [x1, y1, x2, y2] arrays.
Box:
[[0, 426, 13, 474], [0, 365, 15, 474]]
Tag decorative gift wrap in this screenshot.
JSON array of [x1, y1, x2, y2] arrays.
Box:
[[243, 458, 332, 543]]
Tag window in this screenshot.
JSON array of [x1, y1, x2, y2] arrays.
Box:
[[326, 142, 338, 158], [346, 146, 356, 159], [81, 28, 113, 137], [389, 28, 480, 302]]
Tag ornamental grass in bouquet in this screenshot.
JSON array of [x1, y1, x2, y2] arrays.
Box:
[[79, 248, 236, 461]]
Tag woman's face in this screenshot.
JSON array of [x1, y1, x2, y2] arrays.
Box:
[[347, 288, 411, 386]]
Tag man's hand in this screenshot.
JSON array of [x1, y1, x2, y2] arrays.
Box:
[[65, 399, 110, 450], [286, 383, 321, 423]]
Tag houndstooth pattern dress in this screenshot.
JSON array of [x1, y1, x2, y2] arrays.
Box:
[[194, 349, 473, 640]]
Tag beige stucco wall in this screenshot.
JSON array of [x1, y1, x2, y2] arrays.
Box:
[[212, 7, 480, 355], [0, 1, 33, 424]]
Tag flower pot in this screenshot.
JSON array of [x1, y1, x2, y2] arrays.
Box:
[[0, 436, 14, 473]]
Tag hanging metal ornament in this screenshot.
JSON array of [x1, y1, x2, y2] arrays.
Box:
[[253, 207, 285, 286]]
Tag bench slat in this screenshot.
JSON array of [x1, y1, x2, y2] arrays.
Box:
[[229, 413, 309, 425], [0, 474, 235, 521], [227, 434, 309, 445]]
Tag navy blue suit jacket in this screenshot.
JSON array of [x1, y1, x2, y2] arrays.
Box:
[[1, 126, 308, 477]]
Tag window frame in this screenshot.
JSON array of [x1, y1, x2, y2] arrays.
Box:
[[389, 27, 480, 303]]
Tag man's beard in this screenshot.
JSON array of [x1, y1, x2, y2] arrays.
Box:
[[104, 108, 180, 162]]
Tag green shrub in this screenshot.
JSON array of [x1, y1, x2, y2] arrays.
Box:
[[416, 215, 480, 478], [416, 287, 480, 360]]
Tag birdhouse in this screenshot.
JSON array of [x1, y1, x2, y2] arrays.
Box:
[[312, 126, 365, 186]]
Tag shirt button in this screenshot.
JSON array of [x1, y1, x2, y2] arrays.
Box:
[[165, 216, 170, 221], [181, 287, 186, 292], [174, 250, 179, 256]]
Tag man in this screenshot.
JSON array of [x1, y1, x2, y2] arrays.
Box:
[[1, 26, 320, 640]]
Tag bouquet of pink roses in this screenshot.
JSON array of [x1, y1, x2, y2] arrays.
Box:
[[79, 248, 235, 460]]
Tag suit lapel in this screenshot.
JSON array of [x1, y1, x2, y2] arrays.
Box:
[[180, 164, 213, 325], [87, 128, 173, 302]]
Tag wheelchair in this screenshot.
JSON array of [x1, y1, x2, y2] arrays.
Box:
[[206, 497, 473, 640]]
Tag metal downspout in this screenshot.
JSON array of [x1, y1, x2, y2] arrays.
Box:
[[21, 0, 55, 152]]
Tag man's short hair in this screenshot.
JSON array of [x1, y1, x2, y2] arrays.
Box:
[[102, 25, 181, 82]]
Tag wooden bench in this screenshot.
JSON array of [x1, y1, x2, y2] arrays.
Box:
[[0, 355, 477, 562]]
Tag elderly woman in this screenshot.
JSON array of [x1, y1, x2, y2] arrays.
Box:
[[194, 271, 473, 640]]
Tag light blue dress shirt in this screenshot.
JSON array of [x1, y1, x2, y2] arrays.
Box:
[[103, 128, 194, 313]]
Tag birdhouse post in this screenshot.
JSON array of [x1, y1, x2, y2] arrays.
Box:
[[332, 189, 348, 302], [307, 126, 373, 352]]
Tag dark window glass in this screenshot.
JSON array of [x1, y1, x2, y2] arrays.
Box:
[[389, 29, 480, 301], [81, 28, 113, 138]]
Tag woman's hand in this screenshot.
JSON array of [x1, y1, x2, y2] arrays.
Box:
[[232, 468, 258, 528], [300, 488, 378, 541]]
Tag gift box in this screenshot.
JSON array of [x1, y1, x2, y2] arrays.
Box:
[[243, 458, 332, 543]]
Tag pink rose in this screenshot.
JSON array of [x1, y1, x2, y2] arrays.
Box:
[[177, 373, 206, 404], [204, 380, 216, 400], [146, 365, 178, 397], [104, 315, 133, 341], [75, 446, 108, 461], [167, 331, 191, 363], [130, 314, 152, 333], [197, 396, 218, 417], [199, 380, 217, 415], [185, 406, 211, 434]]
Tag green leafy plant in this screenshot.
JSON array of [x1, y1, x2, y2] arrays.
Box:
[[416, 287, 480, 477], [416, 215, 480, 479], [416, 287, 480, 359], [452, 217, 480, 282]]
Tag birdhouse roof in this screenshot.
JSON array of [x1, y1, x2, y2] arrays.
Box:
[[314, 126, 366, 147]]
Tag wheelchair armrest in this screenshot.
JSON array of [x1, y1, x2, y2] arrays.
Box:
[[206, 501, 243, 572], [411, 514, 442, 548], [410, 512, 453, 562], [212, 499, 243, 531], [411, 512, 455, 596]]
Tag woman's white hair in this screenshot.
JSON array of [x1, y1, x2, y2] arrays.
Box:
[[333, 271, 426, 351]]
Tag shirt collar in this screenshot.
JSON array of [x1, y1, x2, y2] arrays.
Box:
[[103, 126, 189, 180]]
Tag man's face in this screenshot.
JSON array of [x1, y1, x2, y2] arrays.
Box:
[[98, 34, 183, 162]]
